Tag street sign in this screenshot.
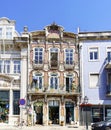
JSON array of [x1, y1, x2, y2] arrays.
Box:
[[19, 98, 26, 105]]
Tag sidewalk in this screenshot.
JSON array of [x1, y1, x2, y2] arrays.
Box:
[[0, 124, 91, 130]]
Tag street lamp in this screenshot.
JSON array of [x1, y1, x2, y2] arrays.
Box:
[[84, 96, 88, 130]]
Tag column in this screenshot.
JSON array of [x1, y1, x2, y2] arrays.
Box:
[[43, 103, 48, 125], [9, 89, 13, 124], [20, 48, 28, 121], [60, 97, 65, 126]]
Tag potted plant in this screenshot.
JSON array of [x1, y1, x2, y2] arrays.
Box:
[[48, 120, 52, 125], [61, 121, 64, 126]]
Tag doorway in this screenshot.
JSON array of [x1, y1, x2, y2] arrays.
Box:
[[49, 106, 59, 124], [34, 102, 43, 124], [65, 102, 74, 123], [48, 100, 59, 124]]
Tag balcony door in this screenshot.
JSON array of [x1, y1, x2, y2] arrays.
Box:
[[66, 76, 73, 92], [50, 48, 58, 68]]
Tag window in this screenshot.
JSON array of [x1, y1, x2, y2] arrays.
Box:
[[0, 28, 2, 38], [92, 108, 103, 122], [89, 73, 99, 88], [13, 91, 20, 115], [13, 61, 20, 73], [6, 27, 12, 39], [48, 100, 59, 106], [66, 75, 73, 92], [50, 48, 58, 67], [4, 60, 10, 73], [34, 48, 43, 64], [50, 73, 58, 89], [105, 108, 111, 120], [0, 91, 9, 120], [107, 47, 111, 62], [32, 73, 42, 89], [89, 48, 98, 61], [0, 60, 10, 73], [65, 49, 74, 64], [0, 61, 3, 73]]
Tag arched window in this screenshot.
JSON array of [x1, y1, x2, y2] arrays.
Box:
[[50, 73, 58, 89], [32, 73, 42, 89]]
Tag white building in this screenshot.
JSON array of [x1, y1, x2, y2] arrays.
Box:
[[0, 17, 28, 125]]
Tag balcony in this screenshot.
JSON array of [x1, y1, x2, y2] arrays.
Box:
[[105, 54, 111, 69], [49, 60, 59, 69], [106, 85, 111, 96], [64, 61, 75, 70], [32, 60, 44, 69], [28, 86, 79, 96]]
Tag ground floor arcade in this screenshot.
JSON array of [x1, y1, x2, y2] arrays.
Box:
[[27, 94, 79, 126]]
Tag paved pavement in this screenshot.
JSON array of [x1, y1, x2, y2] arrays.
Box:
[[0, 124, 91, 130]]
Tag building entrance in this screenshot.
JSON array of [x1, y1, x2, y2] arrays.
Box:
[[49, 106, 59, 124], [48, 100, 59, 124], [65, 102, 74, 123], [34, 102, 43, 124]]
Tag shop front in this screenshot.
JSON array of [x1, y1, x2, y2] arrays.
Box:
[[0, 91, 9, 123], [28, 93, 79, 126], [34, 102, 43, 124], [65, 102, 74, 124], [48, 100, 59, 124]]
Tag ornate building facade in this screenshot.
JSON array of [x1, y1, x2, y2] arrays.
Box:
[[27, 23, 80, 125]]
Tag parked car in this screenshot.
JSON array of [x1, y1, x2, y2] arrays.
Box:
[[91, 119, 111, 130]]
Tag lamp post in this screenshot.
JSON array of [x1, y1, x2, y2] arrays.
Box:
[[84, 96, 88, 130]]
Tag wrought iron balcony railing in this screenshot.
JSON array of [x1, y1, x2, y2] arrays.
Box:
[[32, 60, 44, 69], [64, 61, 75, 70], [28, 85, 79, 95]]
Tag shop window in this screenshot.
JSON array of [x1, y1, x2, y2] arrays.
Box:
[[92, 108, 103, 122], [13, 91, 20, 115], [0, 91, 9, 123]]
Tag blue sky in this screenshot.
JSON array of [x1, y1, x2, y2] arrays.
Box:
[[1, 0, 111, 33]]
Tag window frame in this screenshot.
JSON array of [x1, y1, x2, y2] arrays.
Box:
[[49, 73, 59, 90], [13, 60, 21, 74], [89, 47, 99, 61], [34, 47, 44, 64], [65, 48, 74, 65], [0, 27, 3, 38], [89, 73, 99, 88], [4, 60, 10, 74], [13, 90, 20, 115], [32, 73, 43, 89], [6, 27, 13, 39]]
